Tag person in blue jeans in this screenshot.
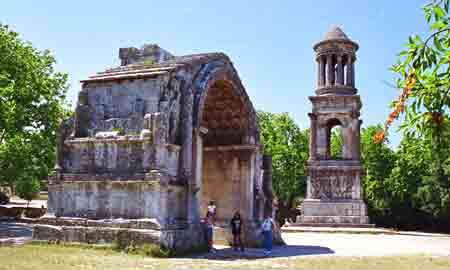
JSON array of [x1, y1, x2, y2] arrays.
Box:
[[261, 214, 275, 255], [205, 211, 215, 253]]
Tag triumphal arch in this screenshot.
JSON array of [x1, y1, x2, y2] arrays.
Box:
[[34, 45, 280, 251]]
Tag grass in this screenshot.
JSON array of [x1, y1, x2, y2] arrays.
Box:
[[0, 243, 449, 270]]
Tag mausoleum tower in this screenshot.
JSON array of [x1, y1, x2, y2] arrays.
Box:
[[298, 27, 370, 226]]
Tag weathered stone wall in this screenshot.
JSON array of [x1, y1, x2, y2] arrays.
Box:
[[201, 148, 256, 223], [48, 181, 162, 219], [85, 79, 169, 135], [33, 224, 161, 246], [201, 151, 235, 221], [62, 140, 179, 177], [160, 223, 207, 253]]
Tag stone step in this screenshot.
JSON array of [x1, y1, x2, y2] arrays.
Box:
[[33, 224, 161, 246], [18, 216, 161, 230]]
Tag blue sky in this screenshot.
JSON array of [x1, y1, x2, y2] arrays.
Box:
[[2, 0, 429, 147]]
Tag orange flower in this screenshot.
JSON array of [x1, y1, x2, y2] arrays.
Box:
[[382, 71, 415, 136], [395, 101, 405, 113], [373, 131, 386, 144], [389, 110, 399, 119]]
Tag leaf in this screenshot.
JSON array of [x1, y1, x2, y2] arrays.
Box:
[[433, 5, 446, 19], [431, 20, 447, 30]]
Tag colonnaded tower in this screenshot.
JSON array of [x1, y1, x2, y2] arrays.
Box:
[[298, 27, 370, 226]]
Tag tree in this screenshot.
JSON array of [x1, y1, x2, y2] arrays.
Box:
[[0, 24, 69, 195], [360, 125, 396, 223], [375, 0, 449, 142], [374, 0, 450, 229], [15, 178, 40, 209], [257, 111, 309, 223], [330, 128, 343, 159]]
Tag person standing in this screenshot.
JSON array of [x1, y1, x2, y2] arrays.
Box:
[[205, 211, 215, 253], [207, 200, 217, 220], [230, 211, 244, 252], [261, 214, 275, 255]]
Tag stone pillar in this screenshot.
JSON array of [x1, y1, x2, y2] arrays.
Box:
[[316, 124, 327, 159], [350, 61, 355, 87], [346, 56, 354, 87], [317, 56, 326, 87], [231, 155, 241, 216], [262, 155, 274, 217], [336, 55, 344, 85], [180, 87, 194, 222], [326, 54, 334, 86], [248, 152, 255, 221], [308, 113, 317, 161], [239, 156, 249, 219], [192, 126, 208, 222], [353, 119, 362, 160]]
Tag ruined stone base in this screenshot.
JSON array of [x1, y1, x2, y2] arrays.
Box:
[[31, 216, 207, 253], [160, 222, 207, 253], [296, 199, 371, 226], [32, 216, 161, 246]]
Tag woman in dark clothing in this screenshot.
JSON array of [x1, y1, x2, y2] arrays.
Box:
[[230, 211, 244, 252]]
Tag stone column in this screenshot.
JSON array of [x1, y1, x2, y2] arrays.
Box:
[[192, 126, 208, 222], [262, 155, 273, 217], [308, 113, 317, 161], [326, 54, 334, 86], [231, 155, 241, 218], [350, 61, 355, 87], [317, 56, 325, 87], [336, 55, 344, 85], [180, 87, 194, 222], [352, 119, 362, 160], [346, 56, 354, 87], [248, 151, 255, 221], [239, 156, 250, 219]]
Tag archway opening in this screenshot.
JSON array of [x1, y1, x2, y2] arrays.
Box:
[[326, 118, 343, 160], [197, 80, 254, 225]]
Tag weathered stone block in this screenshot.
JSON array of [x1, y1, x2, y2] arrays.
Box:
[[33, 225, 63, 242]]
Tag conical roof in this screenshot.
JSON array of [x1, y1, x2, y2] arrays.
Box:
[[323, 26, 349, 41], [314, 25, 358, 51]]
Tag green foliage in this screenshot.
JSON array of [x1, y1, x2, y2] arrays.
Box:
[[257, 111, 309, 219], [384, 0, 450, 229], [361, 125, 396, 213], [330, 127, 343, 159], [16, 178, 40, 202], [391, 0, 449, 157], [0, 24, 69, 192]]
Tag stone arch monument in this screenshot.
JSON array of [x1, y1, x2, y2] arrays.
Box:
[[34, 45, 281, 251], [298, 27, 370, 226]]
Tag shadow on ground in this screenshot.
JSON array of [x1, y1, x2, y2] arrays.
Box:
[[190, 245, 334, 260]]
